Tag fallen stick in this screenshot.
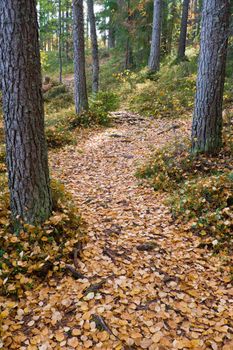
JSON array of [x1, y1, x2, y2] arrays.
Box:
[[65, 264, 85, 279]]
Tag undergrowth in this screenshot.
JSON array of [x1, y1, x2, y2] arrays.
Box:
[[44, 87, 119, 148], [137, 112, 233, 253], [0, 178, 86, 297]]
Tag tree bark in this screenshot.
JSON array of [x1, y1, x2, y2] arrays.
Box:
[[108, 14, 116, 49], [125, 37, 134, 69], [0, 0, 52, 225], [161, 0, 169, 55], [87, 0, 100, 93], [167, 0, 177, 54], [124, 0, 134, 69], [191, 0, 230, 154], [72, 0, 88, 113], [148, 0, 162, 72], [58, 0, 63, 83], [177, 0, 190, 60]]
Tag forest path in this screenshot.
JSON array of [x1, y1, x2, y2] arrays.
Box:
[[7, 113, 232, 350], [49, 112, 233, 349]]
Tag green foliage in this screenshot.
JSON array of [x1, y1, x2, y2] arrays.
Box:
[[40, 51, 49, 72], [44, 84, 74, 114], [0, 178, 85, 297], [136, 139, 193, 191], [44, 84, 67, 100], [89, 91, 119, 115], [68, 91, 119, 128], [138, 117, 233, 253], [46, 125, 75, 149], [169, 173, 233, 252], [121, 53, 198, 117]]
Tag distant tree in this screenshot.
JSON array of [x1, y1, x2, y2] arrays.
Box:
[[72, 0, 89, 113], [125, 0, 134, 69], [177, 0, 190, 60], [167, 0, 179, 54], [148, 0, 162, 72], [58, 0, 63, 83], [191, 0, 230, 154], [87, 0, 100, 93], [0, 0, 52, 225]]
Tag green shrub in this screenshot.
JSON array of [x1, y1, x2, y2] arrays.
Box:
[[46, 125, 75, 148], [67, 91, 120, 128], [169, 173, 233, 252], [90, 91, 119, 114], [43, 84, 68, 100], [136, 139, 196, 191], [137, 119, 233, 253]]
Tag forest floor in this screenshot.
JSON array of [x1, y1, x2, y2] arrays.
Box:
[[2, 112, 233, 350]]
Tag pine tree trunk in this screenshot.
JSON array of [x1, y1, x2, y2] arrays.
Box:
[[0, 0, 52, 225], [161, 0, 169, 55], [87, 0, 99, 93], [124, 0, 134, 70], [148, 0, 162, 72], [108, 15, 116, 49], [192, 0, 199, 41], [58, 0, 63, 83], [125, 37, 133, 69], [65, 1, 70, 61], [167, 0, 176, 54], [177, 0, 190, 60], [72, 0, 89, 113], [191, 0, 230, 154]]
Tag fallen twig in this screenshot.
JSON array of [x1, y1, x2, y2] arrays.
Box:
[[65, 264, 85, 279]]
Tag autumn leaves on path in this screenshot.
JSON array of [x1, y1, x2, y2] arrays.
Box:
[[5, 113, 233, 349]]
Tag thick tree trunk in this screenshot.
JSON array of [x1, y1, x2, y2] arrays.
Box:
[[0, 0, 52, 225], [177, 0, 190, 60], [148, 0, 162, 72], [72, 0, 88, 113], [191, 0, 230, 154], [87, 0, 99, 93]]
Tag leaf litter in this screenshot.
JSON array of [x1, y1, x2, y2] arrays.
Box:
[[1, 112, 232, 349]]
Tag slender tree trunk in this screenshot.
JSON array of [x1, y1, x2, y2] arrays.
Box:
[[65, 1, 70, 61], [148, 0, 162, 72], [72, 0, 88, 113], [87, 0, 99, 93], [124, 0, 134, 69], [191, 0, 230, 154], [161, 0, 169, 55], [86, 12, 89, 49], [177, 0, 190, 60], [58, 0, 63, 83], [108, 15, 115, 49], [124, 37, 133, 69], [192, 0, 199, 40], [0, 0, 52, 225], [167, 0, 176, 54]]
